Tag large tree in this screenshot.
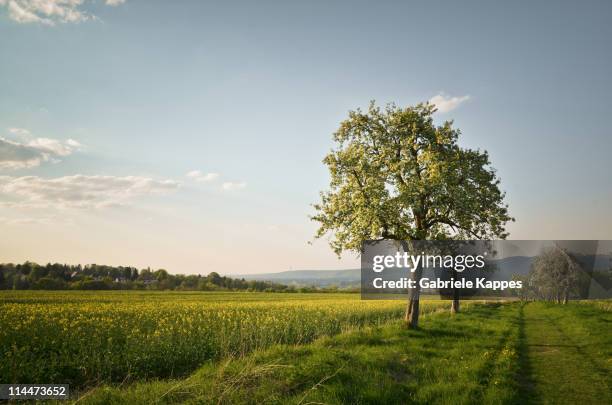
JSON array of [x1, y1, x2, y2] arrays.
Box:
[[312, 102, 513, 327]]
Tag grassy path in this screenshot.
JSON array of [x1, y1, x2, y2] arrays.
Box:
[[518, 302, 611, 404]]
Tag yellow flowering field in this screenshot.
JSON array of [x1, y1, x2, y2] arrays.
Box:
[[0, 291, 448, 389]]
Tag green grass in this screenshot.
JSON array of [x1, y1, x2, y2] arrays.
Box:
[[76, 301, 611, 405], [518, 302, 611, 404]]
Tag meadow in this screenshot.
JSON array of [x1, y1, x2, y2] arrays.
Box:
[[0, 291, 447, 390], [82, 301, 611, 405], [1, 292, 609, 404]]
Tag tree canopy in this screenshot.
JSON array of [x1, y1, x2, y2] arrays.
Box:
[[313, 101, 513, 254]]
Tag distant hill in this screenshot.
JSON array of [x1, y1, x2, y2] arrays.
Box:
[[488, 256, 533, 280], [489, 254, 611, 280], [235, 254, 611, 288], [237, 269, 360, 288]]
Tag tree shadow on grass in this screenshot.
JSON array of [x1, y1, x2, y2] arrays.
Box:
[[512, 303, 539, 405]]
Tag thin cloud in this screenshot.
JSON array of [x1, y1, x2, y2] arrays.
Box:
[[0, 175, 179, 209], [0, 0, 127, 25], [186, 170, 219, 182], [0, 133, 82, 170], [429, 93, 471, 113], [222, 181, 246, 191], [0, 216, 54, 225], [7, 127, 31, 136]]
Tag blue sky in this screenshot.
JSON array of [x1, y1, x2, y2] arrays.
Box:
[[1, 0, 611, 274]]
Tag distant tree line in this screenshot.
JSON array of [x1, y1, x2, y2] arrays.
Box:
[[0, 262, 303, 292]]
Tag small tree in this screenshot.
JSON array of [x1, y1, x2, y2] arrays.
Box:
[[529, 247, 581, 303], [312, 102, 513, 327]]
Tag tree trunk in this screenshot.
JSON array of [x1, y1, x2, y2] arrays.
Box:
[[563, 290, 569, 304], [404, 264, 423, 328], [451, 296, 460, 314], [405, 292, 420, 328], [451, 269, 460, 314]]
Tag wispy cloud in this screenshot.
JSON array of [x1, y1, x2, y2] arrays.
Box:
[[222, 181, 246, 191], [429, 92, 471, 113], [186, 170, 246, 191], [7, 127, 31, 136], [0, 131, 82, 170], [0, 216, 55, 225], [0, 175, 179, 209], [185, 170, 219, 182], [0, 0, 127, 25]]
